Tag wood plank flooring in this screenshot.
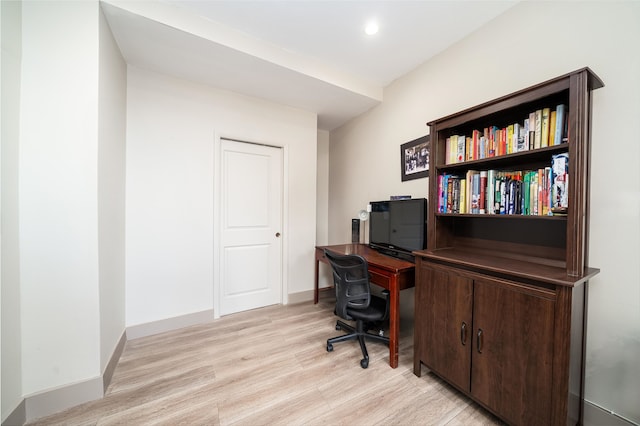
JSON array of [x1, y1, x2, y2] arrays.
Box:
[[27, 292, 503, 425]]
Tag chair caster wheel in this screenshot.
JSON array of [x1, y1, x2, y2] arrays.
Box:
[[327, 343, 333, 352], [335, 324, 341, 330], [360, 358, 369, 369]]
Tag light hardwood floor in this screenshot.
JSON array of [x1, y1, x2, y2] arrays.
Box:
[[27, 291, 502, 426]]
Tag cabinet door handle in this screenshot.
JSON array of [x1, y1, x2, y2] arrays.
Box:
[[460, 322, 467, 346], [476, 328, 483, 353]]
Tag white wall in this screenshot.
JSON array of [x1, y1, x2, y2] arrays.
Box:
[[19, 0, 102, 395], [1, 0, 23, 421], [316, 130, 329, 247], [330, 1, 640, 423], [316, 130, 331, 289], [126, 66, 317, 326], [98, 6, 127, 372]]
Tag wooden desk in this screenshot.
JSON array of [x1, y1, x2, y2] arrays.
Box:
[[314, 244, 415, 368]]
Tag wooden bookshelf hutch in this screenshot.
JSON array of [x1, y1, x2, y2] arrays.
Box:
[[413, 68, 603, 425]]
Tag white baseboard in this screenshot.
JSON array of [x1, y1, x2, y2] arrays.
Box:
[[25, 376, 103, 423], [3, 332, 127, 425], [103, 331, 127, 393], [287, 289, 315, 304], [584, 400, 638, 426], [2, 400, 25, 426], [125, 309, 214, 340]]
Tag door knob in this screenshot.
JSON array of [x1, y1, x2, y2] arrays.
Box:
[[275, 232, 281, 237]]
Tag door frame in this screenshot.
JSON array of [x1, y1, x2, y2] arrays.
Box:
[[213, 133, 289, 319]]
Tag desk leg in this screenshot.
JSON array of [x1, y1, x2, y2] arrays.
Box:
[[388, 277, 399, 369], [314, 259, 319, 304]]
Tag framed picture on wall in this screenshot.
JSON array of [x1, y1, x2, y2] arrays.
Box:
[[401, 135, 430, 181]]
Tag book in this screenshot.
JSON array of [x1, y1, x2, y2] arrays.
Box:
[[516, 123, 527, 152], [456, 135, 465, 163], [541, 107, 551, 147], [472, 130, 480, 160], [530, 170, 537, 215], [460, 179, 467, 214], [471, 172, 480, 214], [438, 174, 445, 212], [528, 112, 536, 150], [451, 177, 460, 213], [549, 110, 557, 146], [537, 168, 544, 215], [499, 178, 507, 214], [465, 170, 475, 213], [534, 110, 542, 149], [489, 126, 498, 157], [554, 104, 565, 145], [552, 153, 569, 209], [523, 172, 531, 215], [486, 170, 495, 214], [479, 171, 487, 214], [446, 136, 456, 164], [443, 174, 450, 213]]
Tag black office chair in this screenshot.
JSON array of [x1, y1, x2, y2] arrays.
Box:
[[324, 250, 390, 368]]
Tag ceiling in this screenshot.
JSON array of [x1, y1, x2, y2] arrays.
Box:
[[101, 0, 518, 131]]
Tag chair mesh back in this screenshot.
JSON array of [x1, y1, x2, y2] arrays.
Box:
[[324, 250, 371, 320]]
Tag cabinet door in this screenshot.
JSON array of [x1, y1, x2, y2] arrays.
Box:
[[415, 263, 473, 392], [471, 277, 555, 425]]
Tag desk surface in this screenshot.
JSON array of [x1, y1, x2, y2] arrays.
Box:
[[320, 244, 415, 273]]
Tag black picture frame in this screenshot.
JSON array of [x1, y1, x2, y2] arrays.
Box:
[[401, 135, 430, 182]]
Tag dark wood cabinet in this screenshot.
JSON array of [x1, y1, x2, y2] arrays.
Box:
[[413, 68, 602, 425], [414, 263, 471, 391], [471, 273, 555, 425]]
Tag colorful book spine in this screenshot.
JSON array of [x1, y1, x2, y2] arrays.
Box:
[[528, 112, 536, 150], [443, 174, 450, 213], [554, 104, 565, 145], [549, 110, 557, 146], [460, 179, 467, 214], [499, 178, 507, 214], [438, 174, 445, 212], [479, 171, 487, 214], [489, 126, 497, 157], [541, 107, 551, 148], [486, 170, 495, 214], [471, 173, 480, 214], [534, 109, 542, 149], [523, 172, 531, 215], [456, 136, 465, 163], [552, 153, 569, 209]]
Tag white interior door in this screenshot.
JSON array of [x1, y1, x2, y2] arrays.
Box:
[[219, 139, 283, 316]]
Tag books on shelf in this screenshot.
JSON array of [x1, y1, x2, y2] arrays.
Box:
[[436, 155, 566, 217], [442, 104, 568, 165]]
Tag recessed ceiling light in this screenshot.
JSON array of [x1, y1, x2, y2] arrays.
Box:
[[365, 21, 379, 36]]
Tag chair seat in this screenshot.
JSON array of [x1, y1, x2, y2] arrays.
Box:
[[346, 295, 387, 322]]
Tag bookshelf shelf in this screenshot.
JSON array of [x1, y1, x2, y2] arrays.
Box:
[[434, 212, 566, 220], [413, 68, 602, 426], [438, 143, 568, 173]]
